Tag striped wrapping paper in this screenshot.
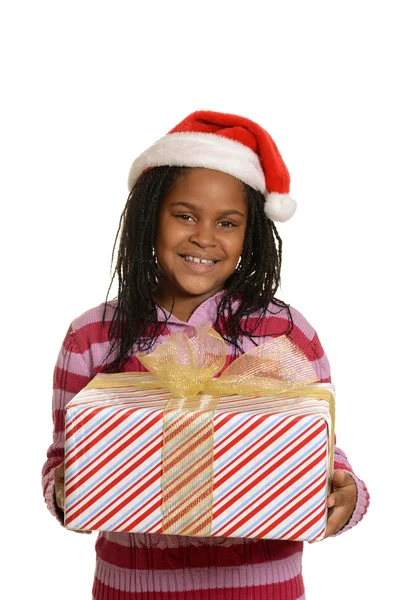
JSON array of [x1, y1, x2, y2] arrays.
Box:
[[64, 375, 334, 542]]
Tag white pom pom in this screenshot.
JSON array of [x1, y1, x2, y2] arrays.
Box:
[[264, 192, 297, 222]]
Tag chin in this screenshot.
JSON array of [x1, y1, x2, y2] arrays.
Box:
[[177, 280, 222, 298], [182, 286, 219, 298]]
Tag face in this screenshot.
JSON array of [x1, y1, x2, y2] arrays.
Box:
[[155, 168, 248, 303]]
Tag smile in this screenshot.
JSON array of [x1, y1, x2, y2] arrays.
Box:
[[179, 254, 219, 270], [182, 255, 216, 265]]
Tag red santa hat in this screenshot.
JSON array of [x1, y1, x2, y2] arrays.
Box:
[[127, 110, 297, 222]]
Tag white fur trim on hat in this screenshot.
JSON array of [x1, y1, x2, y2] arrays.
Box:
[[264, 192, 297, 222], [128, 132, 266, 194]]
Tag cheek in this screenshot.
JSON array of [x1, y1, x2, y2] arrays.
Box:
[[156, 217, 178, 253], [163, 216, 188, 245], [224, 230, 246, 262], [155, 221, 187, 270]]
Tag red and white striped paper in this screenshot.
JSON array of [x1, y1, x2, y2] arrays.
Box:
[[64, 377, 333, 542]]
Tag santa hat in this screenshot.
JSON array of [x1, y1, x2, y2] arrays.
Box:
[[127, 110, 296, 222]]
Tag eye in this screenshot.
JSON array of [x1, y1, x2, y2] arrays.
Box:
[[177, 213, 195, 222], [218, 220, 236, 228]]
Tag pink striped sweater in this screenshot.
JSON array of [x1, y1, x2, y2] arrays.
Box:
[[42, 292, 369, 599]]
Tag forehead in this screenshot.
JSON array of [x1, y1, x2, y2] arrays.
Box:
[[163, 168, 248, 212]]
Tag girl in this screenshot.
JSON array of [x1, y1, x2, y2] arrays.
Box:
[[43, 111, 369, 599]]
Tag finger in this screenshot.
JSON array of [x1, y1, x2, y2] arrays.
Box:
[[324, 517, 338, 538], [54, 462, 65, 480], [332, 469, 346, 489], [327, 489, 347, 509], [332, 470, 354, 491], [73, 530, 92, 535], [341, 471, 355, 487], [54, 462, 65, 510], [324, 506, 347, 537], [55, 489, 64, 511], [327, 493, 335, 508]]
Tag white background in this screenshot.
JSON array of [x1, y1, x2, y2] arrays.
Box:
[[1, 1, 399, 598]]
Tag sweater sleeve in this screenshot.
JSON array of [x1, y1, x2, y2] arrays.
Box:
[[41, 325, 92, 525], [303, 328, 370, 536]]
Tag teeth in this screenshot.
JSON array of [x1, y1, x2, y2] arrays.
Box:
[[184, 255, 215, 265]]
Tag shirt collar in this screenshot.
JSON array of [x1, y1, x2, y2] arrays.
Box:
[[155, 289, 227, 327]]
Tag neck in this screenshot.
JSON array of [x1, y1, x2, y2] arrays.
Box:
[[155, 286, 223, 323]]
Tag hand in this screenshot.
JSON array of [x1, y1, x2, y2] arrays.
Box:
[[54, 461, 91, 534], [324, 470, 357, 538]]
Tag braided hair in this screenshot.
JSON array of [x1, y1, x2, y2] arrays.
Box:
[[101, 166, 292, 372]]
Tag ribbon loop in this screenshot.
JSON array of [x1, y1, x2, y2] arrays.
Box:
[[207, 334, 319, 396], [137, 325, 226, 397]]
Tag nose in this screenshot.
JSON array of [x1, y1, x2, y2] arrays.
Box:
[[188, 220, 217, 249]]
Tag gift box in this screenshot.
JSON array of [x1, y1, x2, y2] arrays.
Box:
[[64, 328, 334, 542]]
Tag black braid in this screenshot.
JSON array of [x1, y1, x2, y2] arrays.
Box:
[[215, 186, 292, 356], [101, 166, 293, 372]]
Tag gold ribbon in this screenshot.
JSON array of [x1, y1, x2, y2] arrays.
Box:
[[87, 326, 335, 536]]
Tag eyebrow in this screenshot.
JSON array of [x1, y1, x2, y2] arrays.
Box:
[[169, 201, 246, 217]]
